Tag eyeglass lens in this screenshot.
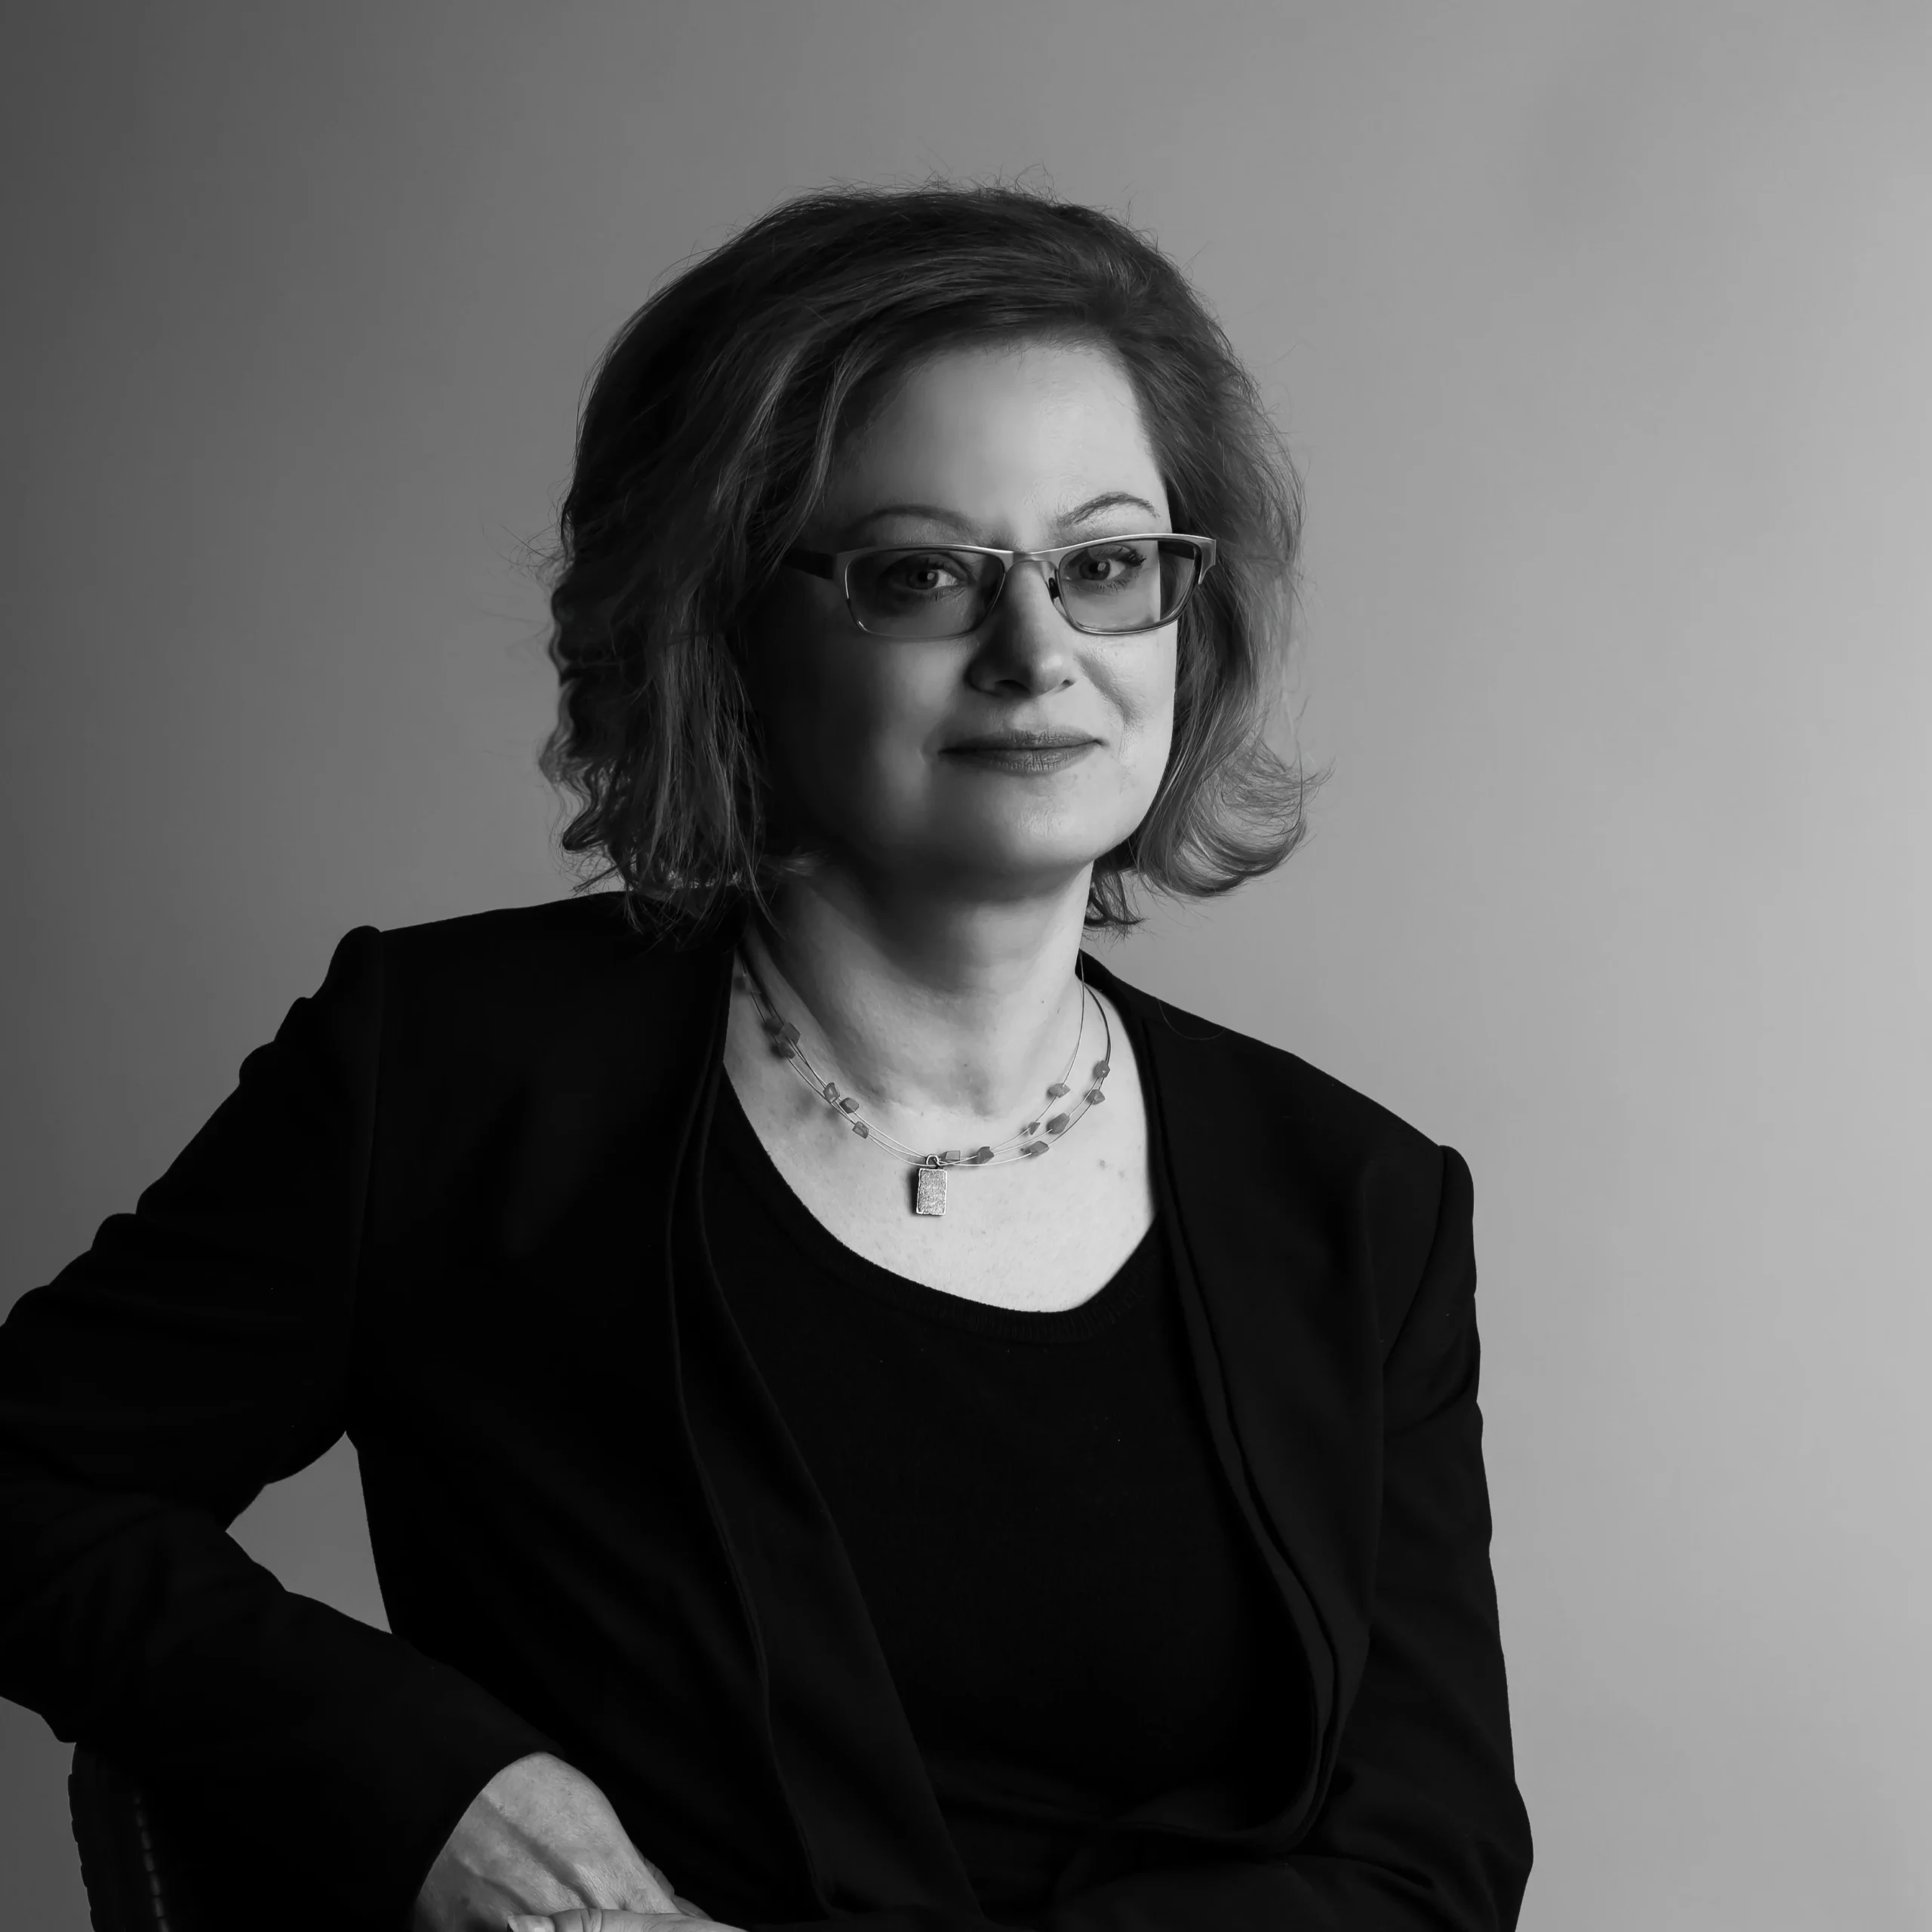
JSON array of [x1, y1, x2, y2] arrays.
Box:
[[845, 537, 1201, 638]]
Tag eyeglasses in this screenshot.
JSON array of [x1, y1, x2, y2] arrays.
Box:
[[782, 533, 1217, 640]]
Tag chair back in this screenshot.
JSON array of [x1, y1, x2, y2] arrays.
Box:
[[69, 1747, 220, 1932]]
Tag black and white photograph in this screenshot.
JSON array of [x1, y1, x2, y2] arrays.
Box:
[[2, 7, 1926, 1929]]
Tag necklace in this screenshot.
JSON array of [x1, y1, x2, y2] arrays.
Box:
[[734, 943, 1115, 1217]]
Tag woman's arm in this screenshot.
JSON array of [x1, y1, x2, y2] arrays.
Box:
[[0, 929, 557, 1923]]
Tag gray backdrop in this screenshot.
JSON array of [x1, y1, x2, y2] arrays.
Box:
[[4, 5, 1927, 1924]]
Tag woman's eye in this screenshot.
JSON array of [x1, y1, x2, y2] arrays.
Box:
[[881, 552, 970, 593], [1069, 544, 1149, 585]]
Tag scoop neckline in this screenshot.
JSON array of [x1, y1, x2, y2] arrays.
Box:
[[703, 1072, 1164, 1346]]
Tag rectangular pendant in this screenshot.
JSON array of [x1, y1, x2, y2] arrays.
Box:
[[913, 1164, 947, 1217]]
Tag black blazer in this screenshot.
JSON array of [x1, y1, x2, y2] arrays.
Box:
[[0, 898, 1531, 1931]]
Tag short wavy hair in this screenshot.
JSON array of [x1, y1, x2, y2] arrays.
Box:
[[540, 180, 1312, 932]]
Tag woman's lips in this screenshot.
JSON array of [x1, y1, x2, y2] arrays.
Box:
[[941, 739, 1099, 774]]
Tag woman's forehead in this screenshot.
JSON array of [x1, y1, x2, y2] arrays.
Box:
[[823, 341, 1167, 534]]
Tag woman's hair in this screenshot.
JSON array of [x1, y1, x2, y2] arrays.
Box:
[[540, 180, 1312, 933]]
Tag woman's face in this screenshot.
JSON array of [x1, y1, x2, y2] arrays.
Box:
[[744, 340, 1179, 903]]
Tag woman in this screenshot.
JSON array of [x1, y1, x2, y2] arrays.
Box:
[[0, 185, 1531, 1931]]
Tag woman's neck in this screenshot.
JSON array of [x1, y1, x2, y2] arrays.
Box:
[[747, 867, 1097, 1134]]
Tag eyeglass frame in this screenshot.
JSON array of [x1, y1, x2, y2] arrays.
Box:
[[780, 533, 1219, 639]]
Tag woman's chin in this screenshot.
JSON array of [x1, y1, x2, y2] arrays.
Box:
[[887, 825, 1130, 900]]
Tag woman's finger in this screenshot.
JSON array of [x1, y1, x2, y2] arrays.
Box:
[[506, 1914, 743, 1932], [505, 1915, 664, 1932], [505, 1914, 663, 1932]]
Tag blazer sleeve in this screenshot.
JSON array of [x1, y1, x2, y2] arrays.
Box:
[[0, 928, 558, 1922], [757, 1146, 1532, 1932]]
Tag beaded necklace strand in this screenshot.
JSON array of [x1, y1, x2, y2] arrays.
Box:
[[734, 945, 1115, 1217]]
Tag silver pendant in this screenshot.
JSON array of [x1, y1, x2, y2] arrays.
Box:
[[913, 1161, 947, 1217]]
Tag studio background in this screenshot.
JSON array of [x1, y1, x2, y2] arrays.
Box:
[[3, 5, 1927, 1925]]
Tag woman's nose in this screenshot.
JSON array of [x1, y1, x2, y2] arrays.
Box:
[[966, 558, 1078, 696]]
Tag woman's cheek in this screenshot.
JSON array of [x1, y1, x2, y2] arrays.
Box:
[[1118, 663, 1178, 801], [802, 670, 938, 832]]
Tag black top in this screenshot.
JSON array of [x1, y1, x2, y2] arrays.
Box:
[[0, 902, 1531, 1931], [703, 1078, 1300, 1919]]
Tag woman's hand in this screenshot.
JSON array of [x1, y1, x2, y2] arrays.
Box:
[[412, 1752, 742, 1931]]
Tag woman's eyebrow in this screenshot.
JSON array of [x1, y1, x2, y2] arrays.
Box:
[[844, 503, 976, 539], [1058, 491, 1163, 527], [843, 492, 1164, 543]]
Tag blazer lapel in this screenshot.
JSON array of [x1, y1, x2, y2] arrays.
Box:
[[1085, 959, 1384, 1817], [665, 938, 983, 1917]]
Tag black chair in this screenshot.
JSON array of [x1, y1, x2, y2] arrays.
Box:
[[68, 1747, 219, 1932]]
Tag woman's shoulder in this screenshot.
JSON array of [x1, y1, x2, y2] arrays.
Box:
[[1090, 953, 1452, 1219], [303, 896, 727, 1091], [1092, 957, 1466, 1346], [369, 894, 724, 1004], [376, 890, 689, 963]]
